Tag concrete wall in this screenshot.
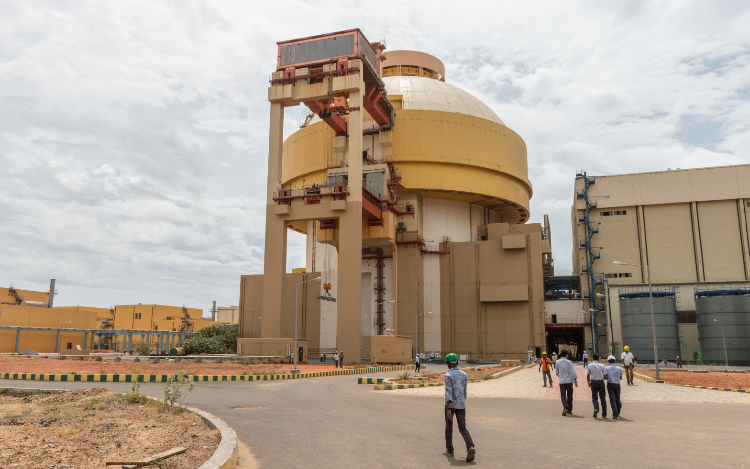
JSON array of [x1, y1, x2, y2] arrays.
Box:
[[434, 223, 546, 360], [217, 307, 240, 324], [239, 272, 325, 352]]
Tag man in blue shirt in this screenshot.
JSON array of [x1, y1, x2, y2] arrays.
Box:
[[582, 351, 589, 368], [555, 349, 579, 416], [444, 353, 475, 462], [586, 353, 607, 419], [604, 355, 624, 419]]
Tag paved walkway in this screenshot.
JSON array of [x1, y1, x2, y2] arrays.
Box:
[[388, 365, 750, 405]]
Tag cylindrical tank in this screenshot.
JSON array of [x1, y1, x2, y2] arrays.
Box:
[[20, 300, 48, 308], [620, 296, 680, 363], [695, 291, 750, 365]]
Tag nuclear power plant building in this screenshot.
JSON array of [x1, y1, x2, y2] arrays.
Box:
[[238, 29, 553, 363]]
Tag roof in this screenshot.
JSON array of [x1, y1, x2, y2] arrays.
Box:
[[384, 76, 504, 126]]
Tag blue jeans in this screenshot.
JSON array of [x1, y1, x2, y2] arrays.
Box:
[[542, 370, 553, 386], [590, 380, 606, 416], [607, 383, 622, 417]]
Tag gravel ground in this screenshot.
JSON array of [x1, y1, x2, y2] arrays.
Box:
[[0, 388, 219, 468], [639, 369, 750, 388]]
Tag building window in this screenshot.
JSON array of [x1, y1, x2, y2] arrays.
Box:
[[601, 210, 627, 216], [601, 211, 612, 216], [620, 273, 632, 278], [614, 210, 627, 215], [66, 343, 72, 349], [135, 313, 142, 319], [166, 316, 172, 320], [551, 314, 557, 324], [154, 325, 158, 330]]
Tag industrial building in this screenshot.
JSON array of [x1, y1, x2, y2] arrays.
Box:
[[0, 282, 220, 353], [572, 165, 750, 363], [239, 29, 553, 362]]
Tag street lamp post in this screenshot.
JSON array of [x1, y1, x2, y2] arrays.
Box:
[[614, 261, 659, 380], [361, 316, 367, 359], [714, 319, 729, 367], [415, 312, 432, 358], [294, 277, 321, 374], [253, 317, 261, 338]]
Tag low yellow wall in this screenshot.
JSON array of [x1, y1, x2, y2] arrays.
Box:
[[237, 338, 309, 362], [367, 335, 413, 364]]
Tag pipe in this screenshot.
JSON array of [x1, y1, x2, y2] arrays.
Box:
[[48, 279, 56, 308], [21, 301, 48, 308]]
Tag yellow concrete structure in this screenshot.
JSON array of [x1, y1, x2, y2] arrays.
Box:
[[241, 29, 548, 362], [573, 165, 750, 354], [0, 291, 219, 353], [1, 286, 50, 306]]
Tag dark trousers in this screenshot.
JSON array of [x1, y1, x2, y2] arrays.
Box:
[[583, 359, 588, 368], [416, 362, 421, 372], [542, 370, 552, 386], [559, 383, 574, 412], [590, 380, 606, 416], [335, 359, 339, 368], [607, 383, 622, 417], [677, 362, 682, 368], [445, 408, 473, 453]]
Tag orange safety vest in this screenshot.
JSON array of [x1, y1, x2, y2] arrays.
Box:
[[540, 357, 551, 371]]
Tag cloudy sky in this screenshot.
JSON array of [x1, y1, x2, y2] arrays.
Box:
[[1, 1, 749, 314]]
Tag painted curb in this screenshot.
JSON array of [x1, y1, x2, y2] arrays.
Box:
[[375, 382, 442, 390], [491, 365, 523, 378], [375, 366, 524, 390], [674, 384, 749, 393], [189, 406, 238, 469], [358, 377, 385, 384], [0, 386, 238, 469], [633, 372, 664, 383], [0, 365, 415, 384]]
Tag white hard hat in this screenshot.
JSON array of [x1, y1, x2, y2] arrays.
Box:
[[607, 355, 616, 361]]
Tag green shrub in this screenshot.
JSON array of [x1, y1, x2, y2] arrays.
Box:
[[135, 341, 150, 356], [180, 325, 238, 355]]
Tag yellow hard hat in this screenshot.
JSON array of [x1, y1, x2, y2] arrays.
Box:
[[542, 351, 547, 355], [624, 346, 629, 351], [677, 356, 679, 358]]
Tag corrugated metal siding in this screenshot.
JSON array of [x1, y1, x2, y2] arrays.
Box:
[[279, 34, 355, 67], [358, 31, 377, 71]]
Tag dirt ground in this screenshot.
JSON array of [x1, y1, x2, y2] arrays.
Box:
[[639, 369, 750, 389], [0, 357, 387, 376], [0, 388, 220, 468], [391, 366, 512, 384]]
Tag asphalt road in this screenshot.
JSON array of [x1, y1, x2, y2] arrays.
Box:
[[2, 375, 749, 469]]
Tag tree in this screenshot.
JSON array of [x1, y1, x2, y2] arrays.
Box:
[[180, 325, 238, 355]]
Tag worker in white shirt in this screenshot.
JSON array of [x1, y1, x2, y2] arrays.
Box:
[[586, 353, 607, 419], [604, 355, 624, 419], [582, 351, 589, 368], [621, 346, 635, 385]]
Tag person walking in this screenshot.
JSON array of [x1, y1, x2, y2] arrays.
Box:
[[538, 352, 554, 387], [334, 351, 339, 368], [676, 355, 682, 369], [604, 355, 623, 419], [663, 356, 668, 367], [586, 353, 607, 419], [582, 351, 589, 369], [555, 350, 578, 416], [551, 352, 557, 370], [415, 354, 421, 373], [443, 353, 476, 462], [621, 346, 635, 385]]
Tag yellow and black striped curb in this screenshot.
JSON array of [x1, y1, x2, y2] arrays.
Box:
[[491, 365, 523, 378], [0, 366, 414, 384], [674, 384, 748, 393], [375, 382, 442, 390], [633, 372, 664, 383], [358, 377, 385, 384]]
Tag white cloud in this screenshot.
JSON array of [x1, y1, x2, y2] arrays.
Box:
[[2, 1, 749, 309]]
